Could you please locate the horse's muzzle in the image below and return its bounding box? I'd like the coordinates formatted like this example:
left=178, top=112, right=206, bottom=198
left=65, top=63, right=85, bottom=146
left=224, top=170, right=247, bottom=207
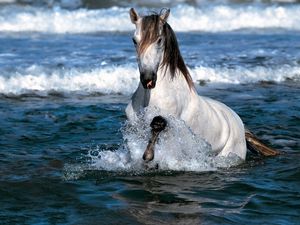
left=140, top=72, right=157, bottom=89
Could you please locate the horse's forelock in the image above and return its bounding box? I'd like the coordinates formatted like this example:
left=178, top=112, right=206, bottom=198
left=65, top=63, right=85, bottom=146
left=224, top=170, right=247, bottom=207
left=139, top=15, right=160, bottom=55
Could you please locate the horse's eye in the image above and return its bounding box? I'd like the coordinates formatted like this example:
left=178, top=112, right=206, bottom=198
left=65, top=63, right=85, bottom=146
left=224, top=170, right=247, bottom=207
left=132, top=38, right=137, bottom=46
left=157, top=37, right=162, bottom=45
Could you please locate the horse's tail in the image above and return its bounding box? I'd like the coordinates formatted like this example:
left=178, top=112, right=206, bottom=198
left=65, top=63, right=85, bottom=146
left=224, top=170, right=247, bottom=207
left=245, top=129, right=280, bottom=156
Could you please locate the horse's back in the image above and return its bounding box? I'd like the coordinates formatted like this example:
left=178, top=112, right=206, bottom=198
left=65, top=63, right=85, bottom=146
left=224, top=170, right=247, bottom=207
left=188, top=95, right=247, bottom=160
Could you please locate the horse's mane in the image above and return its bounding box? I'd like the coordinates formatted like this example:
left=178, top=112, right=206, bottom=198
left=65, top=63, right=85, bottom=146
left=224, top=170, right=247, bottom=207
left=140, top=13, right=194, bottom=89
left=162, top=22, right=194, bottom=89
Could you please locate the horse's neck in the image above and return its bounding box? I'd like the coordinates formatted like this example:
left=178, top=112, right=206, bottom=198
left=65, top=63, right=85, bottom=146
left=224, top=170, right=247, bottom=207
left=145, top=66, right=195, bottom=116
left=154, top=67, right=190, bottom=94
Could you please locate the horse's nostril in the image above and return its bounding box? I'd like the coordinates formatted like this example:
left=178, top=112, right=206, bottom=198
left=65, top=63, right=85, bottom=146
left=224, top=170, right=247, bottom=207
left=146, top=80, right=153, bottom=89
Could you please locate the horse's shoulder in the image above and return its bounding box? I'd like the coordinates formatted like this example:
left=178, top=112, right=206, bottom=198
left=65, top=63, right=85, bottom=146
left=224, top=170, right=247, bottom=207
left=200, top=96, right=231, bottom=113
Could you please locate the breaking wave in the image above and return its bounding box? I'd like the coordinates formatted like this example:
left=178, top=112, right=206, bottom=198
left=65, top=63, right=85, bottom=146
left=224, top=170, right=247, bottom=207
left=1, top=4, right=300, bottom=33
left=0, top=64, right=299, bottom=96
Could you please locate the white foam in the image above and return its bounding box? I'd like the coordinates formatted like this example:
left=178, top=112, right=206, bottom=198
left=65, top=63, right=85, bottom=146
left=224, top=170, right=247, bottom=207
left=191, top=65, right=300, bottom=84
left=0, top=64, right=139, bottom=95
left=1, top=4, right=300, bottom=33
left=0, top=0, right=16, bottom=3
left=87, top=108, right=242, bottom=173
left=0, top=64, right=299, bottom=95
left=170, top=4, right=300, bottom=32
left=0, top=6, right=132, bottom=33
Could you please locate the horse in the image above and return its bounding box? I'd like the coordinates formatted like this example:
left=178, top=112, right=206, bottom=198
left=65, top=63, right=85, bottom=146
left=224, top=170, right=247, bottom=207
left=126, top=8, right=279, bottom=163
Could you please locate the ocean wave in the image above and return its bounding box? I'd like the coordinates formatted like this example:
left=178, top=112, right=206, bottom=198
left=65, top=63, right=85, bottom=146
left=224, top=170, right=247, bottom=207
left=192, top=65, right=300, bottom=84
left=0, top=65, right=139, bottom=95
left=2, top=0, right=300, bottom=9
left=1, top=4, right=300, bottom=33
left=0, top=64, right=299, bottom=96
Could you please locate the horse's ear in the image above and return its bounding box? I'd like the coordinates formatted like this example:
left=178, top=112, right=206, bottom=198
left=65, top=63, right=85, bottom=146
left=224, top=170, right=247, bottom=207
left=160, top=8, right=170, bottom=23
left=129, top=8, right=139, bottom=24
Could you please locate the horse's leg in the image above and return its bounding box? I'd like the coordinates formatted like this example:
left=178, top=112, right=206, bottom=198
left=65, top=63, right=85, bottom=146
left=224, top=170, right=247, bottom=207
left=143, top=116, right=167, bottom=162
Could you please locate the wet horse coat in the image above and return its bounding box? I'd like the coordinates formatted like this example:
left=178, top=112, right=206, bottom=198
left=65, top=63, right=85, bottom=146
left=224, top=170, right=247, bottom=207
left=126, top=8, right=278, bottom=161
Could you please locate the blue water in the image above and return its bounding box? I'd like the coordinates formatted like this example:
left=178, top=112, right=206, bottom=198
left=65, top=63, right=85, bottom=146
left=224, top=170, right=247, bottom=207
left=0, top=1, right=300, bottom=224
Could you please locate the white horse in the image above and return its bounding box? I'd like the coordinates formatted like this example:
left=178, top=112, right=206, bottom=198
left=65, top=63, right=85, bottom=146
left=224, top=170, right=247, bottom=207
left=126, top=8, right=279, bottom=162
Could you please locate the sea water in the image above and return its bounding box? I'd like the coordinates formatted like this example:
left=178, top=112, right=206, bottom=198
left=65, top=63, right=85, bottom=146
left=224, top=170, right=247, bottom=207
left=0, top=0, right=299, bottom=224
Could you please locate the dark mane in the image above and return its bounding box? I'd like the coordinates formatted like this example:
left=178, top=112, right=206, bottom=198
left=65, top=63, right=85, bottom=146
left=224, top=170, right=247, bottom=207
left=140, top=14, right=194, bottom=89
left=161, top=22, right=194, bottom=89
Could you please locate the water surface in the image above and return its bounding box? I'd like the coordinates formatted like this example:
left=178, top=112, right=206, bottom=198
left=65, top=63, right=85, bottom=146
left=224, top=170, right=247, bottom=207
left=0, top=1, right=299, bottom=224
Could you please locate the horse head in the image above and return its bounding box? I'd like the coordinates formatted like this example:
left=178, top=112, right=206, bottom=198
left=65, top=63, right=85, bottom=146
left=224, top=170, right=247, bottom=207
left=129, top=8, right=170, bottom=89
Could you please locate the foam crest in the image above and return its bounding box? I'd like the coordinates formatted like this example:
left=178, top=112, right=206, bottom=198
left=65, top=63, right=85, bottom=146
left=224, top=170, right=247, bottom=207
left=0, top=64, right=139, bottom=95
left=0, top=6, right=131, bottom=33
left=170, top=4, right=300, bottom=32
left=87, top=108, right=242, bottom=173
left=1, top=4, right=300, bottom=33
left=192, top=65, right=300, bottom=83
left=0, top=64, right=299, bottom=95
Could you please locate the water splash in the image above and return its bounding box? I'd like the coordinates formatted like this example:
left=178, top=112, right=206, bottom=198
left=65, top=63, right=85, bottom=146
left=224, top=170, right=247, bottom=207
left=83, top=108, right=243, bottom=174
